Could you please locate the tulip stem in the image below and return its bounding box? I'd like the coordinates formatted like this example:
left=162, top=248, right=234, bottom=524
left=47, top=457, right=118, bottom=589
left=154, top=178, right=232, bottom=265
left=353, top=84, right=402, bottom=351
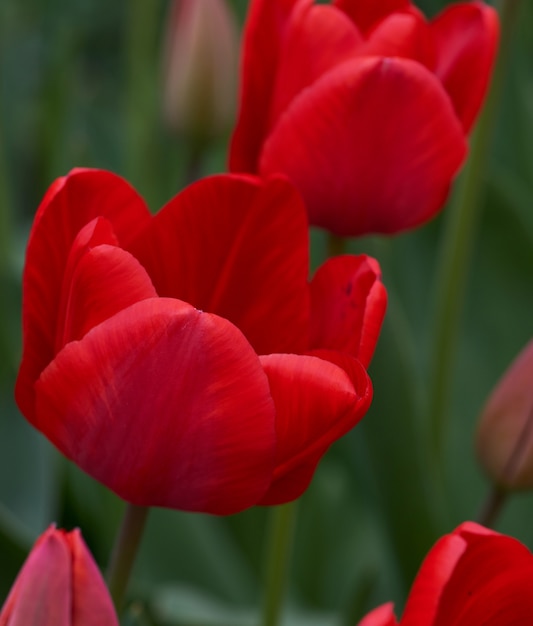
left=107, top=504, right=150, bottom=612
left=261, top=501, right=299, bottom=626
left=427, top=0, right=521, bottom=465
left=477, top=486, right=507, bottom=529
left=327, top=233, right=347, bottom=258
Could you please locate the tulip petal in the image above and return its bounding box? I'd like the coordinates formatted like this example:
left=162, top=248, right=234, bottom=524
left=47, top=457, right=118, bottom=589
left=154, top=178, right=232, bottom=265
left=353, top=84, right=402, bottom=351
left=361, top=10, right=435, bottom=69
left=58, top=242, right=158, bottom=349
left=0, top=527, right=71, bottom=625
left=270, top=3, right=363, bottom=124
left=229, top=0, right=310, bottom=171
left=16, top=169, right=151, bottom=422
left=334, top=0, right=412, bottom=34
left=430, top=2, right=499, bottom=133
left=34, top=298, right=276, bottom=514
left=133, top=174, right=310, bottom=355
left=67, top=529, right=119, bottom=625
left=309, top=255, right=387, bottom=367
left=260, top=56, right=467, bottom=236
left=258, top=352, right=371, bottom=504
left=357, top=603, right=398, bottom=626
left=402, top=522, right=533, bottom=626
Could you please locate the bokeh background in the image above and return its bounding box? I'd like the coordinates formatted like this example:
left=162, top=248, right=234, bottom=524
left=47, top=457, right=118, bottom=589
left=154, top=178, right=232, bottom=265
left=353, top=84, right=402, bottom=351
left=0, top=0, right=532, bottom=624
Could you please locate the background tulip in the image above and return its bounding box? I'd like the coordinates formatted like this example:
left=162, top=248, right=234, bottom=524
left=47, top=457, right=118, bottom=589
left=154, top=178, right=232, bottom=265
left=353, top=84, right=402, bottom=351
left=476, top=338, right=533, bottom=491
left=15, top=168, right=386, bottom=514
left=229, top=0, right=499, bottom=236
left=0, top=526, right=118, bottom=626
left=161, top=0, right=239, bottom=145
left=358, top=522, right=533, bottom=625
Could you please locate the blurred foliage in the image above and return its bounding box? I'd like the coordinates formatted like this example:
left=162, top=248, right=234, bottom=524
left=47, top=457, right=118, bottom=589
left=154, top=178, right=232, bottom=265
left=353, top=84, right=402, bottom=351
left=1, top=0, right=532, bottom=624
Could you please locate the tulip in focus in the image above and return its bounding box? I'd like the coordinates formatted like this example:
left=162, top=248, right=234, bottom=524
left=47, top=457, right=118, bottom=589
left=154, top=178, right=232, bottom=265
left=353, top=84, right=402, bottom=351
left=162, top=0, right=239, bottom=145
left=476, top=338, right=533, bottom=491
left=15, top=169, right=386, bottom=515
left=0, top=526, right=118, bottom=626
left=230, top=0, right=499, bottom=236
left=358, top=522, right=533, bottom=625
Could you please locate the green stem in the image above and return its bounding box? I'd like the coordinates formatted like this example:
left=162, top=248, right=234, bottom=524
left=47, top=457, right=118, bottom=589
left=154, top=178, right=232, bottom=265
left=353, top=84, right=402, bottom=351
left=261, top=502, right=299, bottom=626
left=477, top=485, right=507, bottom=528
left=123, top=0, right=159, bottom=198
left=107, top=504, right=150, bottom=612
left=427, top=0, right=521, bottom=464
left=326, top=233, right=347, bottom=258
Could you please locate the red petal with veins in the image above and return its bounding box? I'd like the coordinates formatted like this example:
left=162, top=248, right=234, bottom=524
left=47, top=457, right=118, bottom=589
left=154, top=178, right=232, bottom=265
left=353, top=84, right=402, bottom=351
left=34, top=299, right=276, bottom=514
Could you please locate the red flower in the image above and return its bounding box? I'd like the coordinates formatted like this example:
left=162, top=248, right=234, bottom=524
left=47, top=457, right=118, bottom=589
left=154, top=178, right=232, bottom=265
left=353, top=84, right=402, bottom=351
left=229, top=0, right=499, bottom=236
left=0, top=526, right=118, bottom=626
left=15, top=169, right=386, bottom=514
left=357, top=522, right=533, bottom=625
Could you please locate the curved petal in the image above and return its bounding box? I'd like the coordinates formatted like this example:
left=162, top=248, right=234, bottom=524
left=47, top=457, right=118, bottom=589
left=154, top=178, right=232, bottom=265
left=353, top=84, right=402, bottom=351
left=0, top=528, right=71, bottom=625
left=16, top=169, right=151, bottom=422
left=133, top=174, right=310, bottom=355
left=260, top=56, right=467, bottom=236
left=333, top=0, right=412, bottom=34
left=34, top=298, right=276, bottom=514
left=430, top=2, right=499, bottom=133
left=229, top=0, right=310, bottom=172
left=402, top=522, right=533, bottom=626
left=357, top=603, right=398, bottom=626
left=258, top=352, right=371, bottom=504
left=57, top=242, right=157, bottom=349
left=270, top=3, right=363, bottom=125
left=361, top=10, right=435, bottom=70
left=67, top=529, right=119, bottom=625
left=309, top=255, right=387, bottom=367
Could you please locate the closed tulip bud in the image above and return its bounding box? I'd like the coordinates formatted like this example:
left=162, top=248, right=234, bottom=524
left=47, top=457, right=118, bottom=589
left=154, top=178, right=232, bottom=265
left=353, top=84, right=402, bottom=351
left=0, top=526, right=118, bottom=625
left=162, top=0, right=239, bottom=146
left=476, top=339, right=533, bottom=490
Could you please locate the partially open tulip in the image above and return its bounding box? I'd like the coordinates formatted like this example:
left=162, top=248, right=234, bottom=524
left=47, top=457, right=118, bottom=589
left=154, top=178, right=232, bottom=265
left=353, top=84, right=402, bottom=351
left=476, top=339, right=533, bottom=491
left=358, top=522, right=533, bottom=625
left=229, top=0, right=499, bottom=236
left=15, top=169, right=386, bottom=514
left=0, top=526, right=118, bottom=626
left=162, top=0, right=239, bottom=144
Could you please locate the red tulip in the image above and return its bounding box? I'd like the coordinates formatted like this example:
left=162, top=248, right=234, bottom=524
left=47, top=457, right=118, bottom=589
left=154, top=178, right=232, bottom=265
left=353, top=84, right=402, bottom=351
left=0, top=526, right=118, bottom=626
left=229, top=0, right=499, bottom=236
left=357, top=522, right=533, bottom=625
left=15, top=169, right=386, bottom=514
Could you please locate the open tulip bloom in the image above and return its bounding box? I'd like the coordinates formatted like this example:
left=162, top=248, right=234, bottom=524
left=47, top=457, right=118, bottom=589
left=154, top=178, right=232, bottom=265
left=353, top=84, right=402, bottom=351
left=0, top=526, right=118, bottom=625
left=15, top=168, right=386, bottom=515
left=230, top=0, right=499, bottom=236
left=358, top=522, right=533, bottom=625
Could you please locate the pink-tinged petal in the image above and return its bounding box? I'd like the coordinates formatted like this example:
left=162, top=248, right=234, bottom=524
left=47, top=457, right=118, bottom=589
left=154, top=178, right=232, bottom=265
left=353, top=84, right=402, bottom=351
left=259, top=56, right=467, bottom=236
left=430, top=2, right=499, bottom=133
left=361, top=10, right=435, bottom=70
left=402, top=522, right=533, bottom=626
left=0, top=527, right=71, bottom=625
left=270, top=3, right=363, bottom=125
left=258, top=353, right=371, bottom=504
left=357, top=603, right=398, bottom=626
left=16, top=169, right=151, bottom=422
left=57, top=242, right=158, bottom=349
left=333, top=0, right=412, bottom=34
left=229, top=0, right=310, bottom=172
left=67, top=529, right=119, bottom=625
left=133, top=174, right=310, bottom=355
left=34, top=298, right=276, bottom=514
left=309, top=255, right=387, bottom=367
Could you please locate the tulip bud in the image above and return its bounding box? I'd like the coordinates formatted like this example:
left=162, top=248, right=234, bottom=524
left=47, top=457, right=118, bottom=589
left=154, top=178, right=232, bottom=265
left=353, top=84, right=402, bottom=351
left=476, top=339, right=533, bottom=490
left=161, top=0, right=239, bottom=146
left=0, top=525, right=118, bottom=625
